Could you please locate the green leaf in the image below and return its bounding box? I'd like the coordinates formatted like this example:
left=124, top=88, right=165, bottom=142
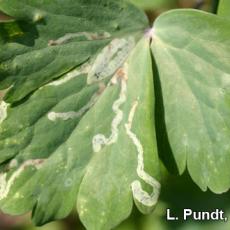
left=127, top=0, right=176, bottom=10
left=3, top=0, right=230, bottom=228
left=152, top=9, right=230, bottom=193
left=0, top=0, right=147, bottom=103
left=0, top=1, right=161, bottom=229
left=218, top=0, right=230, bottom=18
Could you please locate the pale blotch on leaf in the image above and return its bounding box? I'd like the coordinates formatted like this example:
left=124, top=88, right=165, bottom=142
left=0, top=101, right=9, bottom=124
left=125, top=101, right=161, bottom=208
left=87, top=37, right=135, bottom=84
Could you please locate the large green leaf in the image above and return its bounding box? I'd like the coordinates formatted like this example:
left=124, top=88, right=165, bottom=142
left=1, top=0, right=230, bottom=229
left=0, top=0, right=161, bottom=229
left=218, top=0, right=230, bottom=18
left=152, top=9, right=230, bottom=193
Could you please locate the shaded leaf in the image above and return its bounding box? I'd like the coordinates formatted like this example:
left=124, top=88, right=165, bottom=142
left=152, top=9, right=230, bottom=193
left=0, top=0, right=147, bottom=103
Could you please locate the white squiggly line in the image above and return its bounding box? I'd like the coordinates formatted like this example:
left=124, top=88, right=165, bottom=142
left=48, top=111, right=81, bottom=121
left=47, top=63, right=90, bottom=86
left=47, top=93, right=99, bottom=121
left=125, top=101, right=161, bottom=207
left=92, top=72, right=127, bottom=152
left=0, top=159, right=45, bottom=200
left=48, top=31, right=111, bottom=46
